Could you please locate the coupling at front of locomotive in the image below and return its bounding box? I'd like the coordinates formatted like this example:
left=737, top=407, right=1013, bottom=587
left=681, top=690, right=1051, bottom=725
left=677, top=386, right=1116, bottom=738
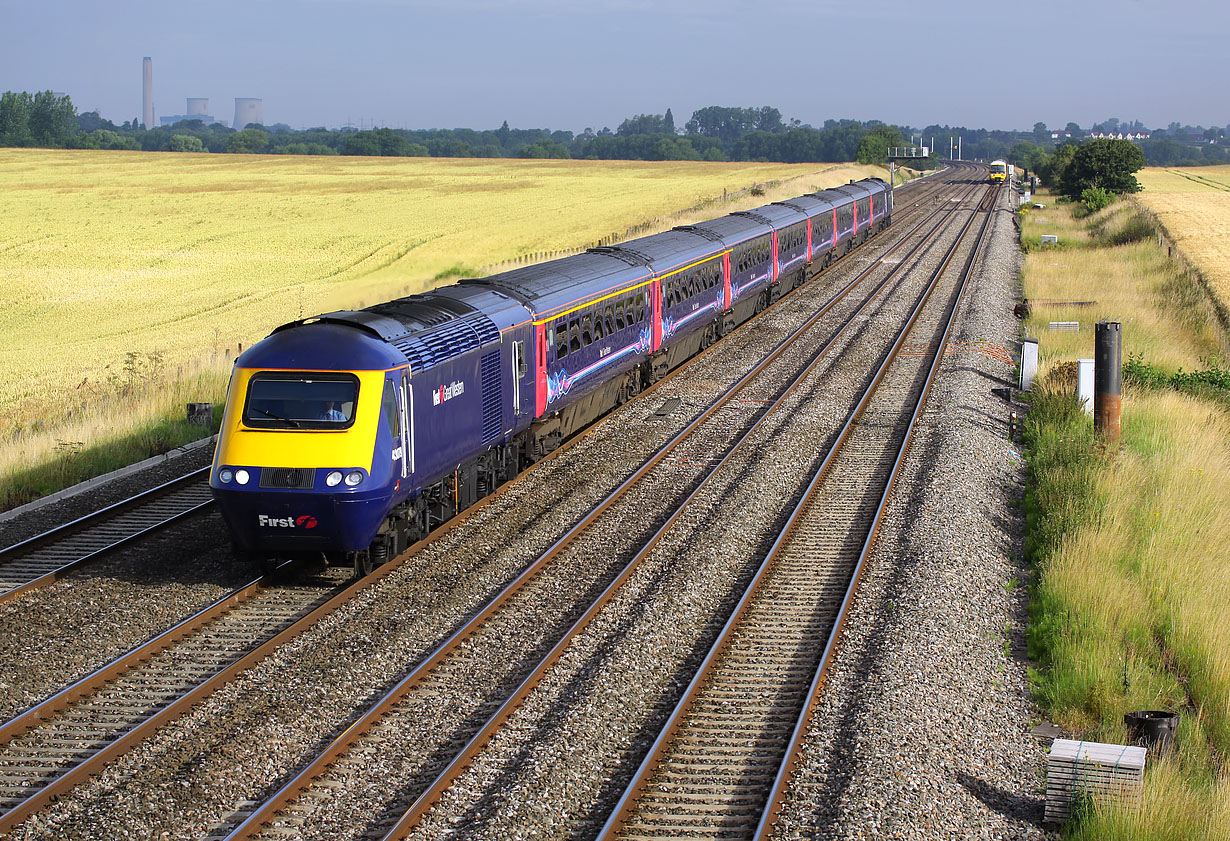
left=209, top=322, right=411, bottom=563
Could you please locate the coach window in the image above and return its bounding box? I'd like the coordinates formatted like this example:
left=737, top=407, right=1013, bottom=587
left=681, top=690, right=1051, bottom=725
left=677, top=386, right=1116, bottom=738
left=569, top=318, right=581, bottom=353
left=580, top=312, right=592, bottom=345
left=614, top=299, right=625, bottom=330
left=593, top=308, right=605, bottom=341
left=604, top=304, right=615, bottom=335
left=636, top=292, right=646, bottom=322
left=555, top=319, right=568, bottom=359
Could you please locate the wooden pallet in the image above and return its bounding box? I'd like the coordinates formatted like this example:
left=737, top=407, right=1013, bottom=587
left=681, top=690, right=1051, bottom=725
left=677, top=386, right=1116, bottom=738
left=1045, top=738, right=1146, bottom=823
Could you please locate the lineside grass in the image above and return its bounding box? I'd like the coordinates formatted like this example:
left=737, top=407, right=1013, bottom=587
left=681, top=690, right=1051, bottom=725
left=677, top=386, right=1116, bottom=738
left=1020, top=190, right=1230, bottom=838
left=0, top=150, right=890, bottom=510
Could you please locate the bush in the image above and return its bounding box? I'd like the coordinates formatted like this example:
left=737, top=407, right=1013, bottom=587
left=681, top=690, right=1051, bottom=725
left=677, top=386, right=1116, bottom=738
left=166, top=134, right=205, bottom=153
left=1081, top=186, right=1114, bottom=213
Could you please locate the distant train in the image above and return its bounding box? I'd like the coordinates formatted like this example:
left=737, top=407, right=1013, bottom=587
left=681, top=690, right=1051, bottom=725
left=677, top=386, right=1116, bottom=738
left=210, top=178, right=894, bottom=574
left=989, top=160, right=1009, bottom=184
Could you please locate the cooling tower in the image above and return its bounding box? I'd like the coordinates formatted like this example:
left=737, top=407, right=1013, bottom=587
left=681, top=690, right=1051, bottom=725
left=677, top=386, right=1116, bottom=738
left=187, top=98, right=209, bottom=116
left=142, top=57, right=153, bottom=129
left=233, top=98, right=263, bottom=130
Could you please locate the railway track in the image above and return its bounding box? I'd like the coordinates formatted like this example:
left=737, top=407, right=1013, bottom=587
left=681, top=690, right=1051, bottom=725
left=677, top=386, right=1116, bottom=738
left=599, top=185, right=1000, bottom=841
left=0, top=165, right=981, bottom=840
left=0, top=567, right=353, bottom=828
left=213, top=175, right=988, bottom=841
left=0, top=467, right=214, bottom=605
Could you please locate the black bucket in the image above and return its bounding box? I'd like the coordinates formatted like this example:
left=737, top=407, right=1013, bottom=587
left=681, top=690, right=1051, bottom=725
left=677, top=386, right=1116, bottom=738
left=1124, top=710, right=1179, bottom=751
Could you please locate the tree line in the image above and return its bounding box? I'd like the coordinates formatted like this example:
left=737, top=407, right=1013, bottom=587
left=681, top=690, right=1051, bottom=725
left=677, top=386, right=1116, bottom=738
left=4, top=91, right=1223, bottom=172
left=1, top=92, right=940, bottom=166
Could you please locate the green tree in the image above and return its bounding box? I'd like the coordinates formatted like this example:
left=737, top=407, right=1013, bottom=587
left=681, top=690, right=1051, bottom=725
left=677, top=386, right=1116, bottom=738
left=28, top=91, right=77, bottom=146
left=1059, top=138, right=1146, bottom=200
left=228, top=128, right=269, bottom=153
left=663, top=108, right=675, bottom=135
left=856, top=123, right=904, bottom=164
left=81, top=129, right=139, bottom=150
left=517, top=138, right=571, bottom=158
left=166, top=134, right=205, bottom=152
left=1034, top=143, right=1076, bottom=188
left=0, top=91, right=33, bottom=146
left=617, top=113, right=672, bottom=135
left=1080, top=186, right=1115, bottom=213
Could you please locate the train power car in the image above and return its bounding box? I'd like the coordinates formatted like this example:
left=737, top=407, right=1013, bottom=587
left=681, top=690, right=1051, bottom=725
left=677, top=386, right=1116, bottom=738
left=989, top=160, right=1009, bottom=184
left=210, top=178, right=893, bottom=574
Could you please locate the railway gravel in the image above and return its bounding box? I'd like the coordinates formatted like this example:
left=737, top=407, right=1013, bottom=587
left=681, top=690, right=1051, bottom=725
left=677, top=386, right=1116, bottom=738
left=0, top=512, right=248, bottom=723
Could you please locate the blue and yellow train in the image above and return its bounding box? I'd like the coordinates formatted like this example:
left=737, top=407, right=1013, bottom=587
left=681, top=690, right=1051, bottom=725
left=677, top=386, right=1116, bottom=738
left=210, top=178, right=893, bottom=574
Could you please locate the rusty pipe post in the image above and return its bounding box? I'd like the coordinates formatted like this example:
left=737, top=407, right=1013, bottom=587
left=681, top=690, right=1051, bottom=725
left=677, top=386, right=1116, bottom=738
left=1095, top=320, right=1122, bottom=443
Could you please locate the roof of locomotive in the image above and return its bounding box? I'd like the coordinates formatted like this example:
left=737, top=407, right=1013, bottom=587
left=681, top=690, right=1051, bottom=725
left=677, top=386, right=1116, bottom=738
left=263, top=286, right=522, bottom=374
left=237, top=321, right=407, bottom=371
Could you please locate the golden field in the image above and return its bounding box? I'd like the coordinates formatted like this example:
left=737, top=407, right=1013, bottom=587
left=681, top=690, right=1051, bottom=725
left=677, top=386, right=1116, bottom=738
left=0, top=149, right=888, bottom=502
left=1137, top=165, right=1230, bottom=317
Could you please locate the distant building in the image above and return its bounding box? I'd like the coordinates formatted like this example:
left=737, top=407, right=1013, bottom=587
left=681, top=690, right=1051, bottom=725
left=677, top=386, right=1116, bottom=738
left=159, top=98, right=223, bottom=128
left=1087, top=132, right=1151, bottom=141
left=160, top=114, right=223, bottom=127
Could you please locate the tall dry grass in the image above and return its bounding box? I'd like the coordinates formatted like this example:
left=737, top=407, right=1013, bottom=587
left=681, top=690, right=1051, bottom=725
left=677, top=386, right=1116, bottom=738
left=1022, top=188, right=1230, bottom=839
left=1020, top=198, right=1225, bottom=374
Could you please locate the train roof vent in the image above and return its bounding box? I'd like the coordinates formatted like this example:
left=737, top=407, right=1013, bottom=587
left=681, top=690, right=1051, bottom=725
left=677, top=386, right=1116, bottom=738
left=586, top=245, right=654, bottom=267
left=673, top=225, right=725, bottom=242
left=391, top=312, right=501, bottom=371
left=368, top=295, right=473, bottom=328
left=732, top=210, right=773, bottom=225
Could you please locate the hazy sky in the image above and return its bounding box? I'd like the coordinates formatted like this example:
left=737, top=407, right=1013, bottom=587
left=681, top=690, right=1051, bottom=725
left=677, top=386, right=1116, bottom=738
left=2, top=0, right=1226, bottom=132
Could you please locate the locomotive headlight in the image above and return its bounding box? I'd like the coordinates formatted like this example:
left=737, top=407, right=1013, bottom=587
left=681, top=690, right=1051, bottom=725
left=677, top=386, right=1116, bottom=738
left=344, top=470, right=364, bottom=487
left=326, top=470, right=343, bottom=487
left=218, top=468, right=234, bottom=484
left=235, top=469, right=251, bottom=485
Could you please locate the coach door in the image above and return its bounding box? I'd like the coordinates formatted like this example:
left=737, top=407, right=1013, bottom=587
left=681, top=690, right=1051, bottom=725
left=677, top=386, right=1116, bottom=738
left=400, top=372, right=413, bottom=478
left=511, top=339, right=527, bottom=417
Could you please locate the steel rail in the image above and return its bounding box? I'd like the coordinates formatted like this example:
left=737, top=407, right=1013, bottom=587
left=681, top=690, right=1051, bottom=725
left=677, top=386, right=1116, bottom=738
left=0, top=466, right=214, bottom=605
left=752, top=184, right=1002, bottom=840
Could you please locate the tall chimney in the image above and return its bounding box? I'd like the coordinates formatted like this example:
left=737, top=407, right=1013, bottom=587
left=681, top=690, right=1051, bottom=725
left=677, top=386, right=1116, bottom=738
left=142, top=57, right=153, bottom=129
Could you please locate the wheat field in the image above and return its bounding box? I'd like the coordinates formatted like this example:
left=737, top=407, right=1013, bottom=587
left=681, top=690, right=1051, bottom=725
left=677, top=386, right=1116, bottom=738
left=0, top=151, right=883, bottom=425
left=1137, top=166, right=1230, bottom=316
